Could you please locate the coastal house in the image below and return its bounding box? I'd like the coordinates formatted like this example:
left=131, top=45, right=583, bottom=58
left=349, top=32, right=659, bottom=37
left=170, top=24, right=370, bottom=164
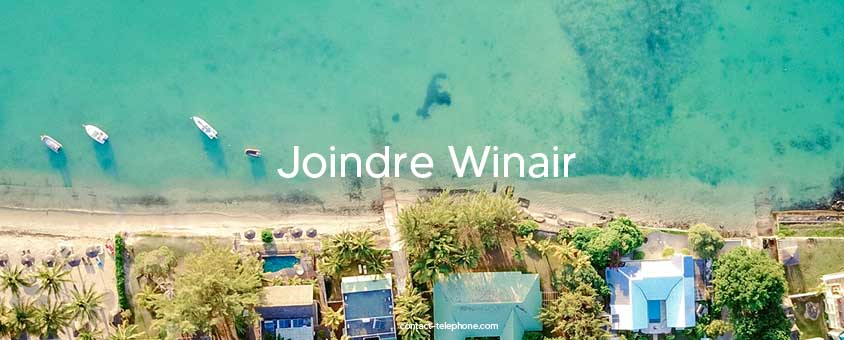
left=606, top=255, right=696, bottom=334
left=822, top=272, right=844, bottom=331
left=256, top=285, right=317, bottom=340
left=433, top=271, right=542, bottom=340
left=341, top=274, right=397, bottom=340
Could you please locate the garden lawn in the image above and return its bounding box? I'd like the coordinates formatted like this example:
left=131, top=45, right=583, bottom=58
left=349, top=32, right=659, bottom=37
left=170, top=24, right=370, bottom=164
left=785, top=238, right=844, bottom=294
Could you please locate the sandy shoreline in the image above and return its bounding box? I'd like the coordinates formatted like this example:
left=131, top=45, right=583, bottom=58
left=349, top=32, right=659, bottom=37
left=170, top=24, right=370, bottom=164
left=0, top=206, right=383, bottom=240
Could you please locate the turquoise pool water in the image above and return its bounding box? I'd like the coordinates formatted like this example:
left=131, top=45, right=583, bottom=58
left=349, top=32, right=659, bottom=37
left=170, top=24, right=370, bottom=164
left=262, top=255, right=299, bottom=273
left=0, top=1, right=843, bottom=220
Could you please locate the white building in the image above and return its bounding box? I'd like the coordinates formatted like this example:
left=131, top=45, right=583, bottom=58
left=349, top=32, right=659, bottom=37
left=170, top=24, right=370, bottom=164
left=822, top=272, right=844, bottom=330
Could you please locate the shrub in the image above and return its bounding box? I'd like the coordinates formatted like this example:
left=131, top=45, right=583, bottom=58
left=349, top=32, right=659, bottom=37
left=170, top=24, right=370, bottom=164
left=516, top=220, right=539, bottom=237
left=114, top=233, right=130, bottom=311
left=688, top=223, right=725, bottom=259
left=662, top=246, right=675, bottom=258
left=261, top=229, right=274, bottom=243
left=631, top=250, right=646, bottom=260
left=681, top=248, right=691, bottom=255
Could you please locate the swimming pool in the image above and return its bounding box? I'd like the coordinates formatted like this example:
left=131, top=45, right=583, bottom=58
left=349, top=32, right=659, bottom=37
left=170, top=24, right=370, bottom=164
left=262, top=255, right=300, bottom=273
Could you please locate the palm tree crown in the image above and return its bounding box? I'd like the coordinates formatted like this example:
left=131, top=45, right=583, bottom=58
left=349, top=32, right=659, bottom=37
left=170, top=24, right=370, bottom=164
left=34, top=265, right=71, bottom=299
left=0, top=266, right=33, bottom=298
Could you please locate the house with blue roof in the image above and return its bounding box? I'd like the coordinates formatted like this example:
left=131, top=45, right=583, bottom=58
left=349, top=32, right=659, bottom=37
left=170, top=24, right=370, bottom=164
left=341, top=274, right=397, bottom=340
left=606, top=255, right=697, bottom=334
left=433, top=272, right=542, bottom=340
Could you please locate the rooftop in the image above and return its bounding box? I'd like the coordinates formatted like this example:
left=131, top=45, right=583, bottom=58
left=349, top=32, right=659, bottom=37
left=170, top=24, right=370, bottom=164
left=433, top=272, right=542, bottom=340
left=341, top=274, right=396, bottom=340
left=259, top=285, right=314, bottom=307
left=607, top=255, right=696, bottom=332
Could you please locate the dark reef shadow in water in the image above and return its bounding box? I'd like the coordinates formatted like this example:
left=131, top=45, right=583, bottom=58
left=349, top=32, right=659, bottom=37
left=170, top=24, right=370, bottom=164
left=200, top=132, right=228, bottom=174
left=416, top=73, right=451, bottom=118
left=249, top=157, right=267, bottom=181
left=93, top=141, right=118, bottom=179
left=47, top=150, right=72, bottom=187
left=552, top=1, right=713, bottom=178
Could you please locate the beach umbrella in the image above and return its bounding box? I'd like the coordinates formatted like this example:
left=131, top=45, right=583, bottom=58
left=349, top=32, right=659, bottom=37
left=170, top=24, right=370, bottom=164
left=306, top=228, right=317, bottom=238
left=59, top=245, right=72, bottom=258
left=0, top=253, right=8, bottom=267
left=43, top=254, right=56, bottom=267
left=273, top=228, right=285, bottom=239
left=244, top=230, right=256, bottom=240
left=67, top=255, right=81, bottom=267
left=86, top=246, right=100, bottom=258
left=290, top=228, right=303, bottom=238
left=21, top=254, right=34, bottom=267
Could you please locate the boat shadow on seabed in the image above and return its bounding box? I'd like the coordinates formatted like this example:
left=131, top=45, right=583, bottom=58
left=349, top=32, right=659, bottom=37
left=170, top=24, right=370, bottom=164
left=93, top=141, right=118, bottom=179
left=47, top=149, right=72, bottom=187
left=200, top=131, right=228, bottom=174
left=249, top=156, right=266, bottom=181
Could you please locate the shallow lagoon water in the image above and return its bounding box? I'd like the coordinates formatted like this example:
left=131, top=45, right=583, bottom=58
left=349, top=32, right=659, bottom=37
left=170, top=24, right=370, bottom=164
left=0, top=1, right=843, bottom=220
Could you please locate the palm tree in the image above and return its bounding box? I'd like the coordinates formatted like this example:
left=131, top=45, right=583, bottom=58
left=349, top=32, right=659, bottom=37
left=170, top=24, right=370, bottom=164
left=76, top=326, right=103, bottom=340
left=393, top=285, right=431, bottom=340
left=109, top=323, right=143, bottom=340
left=34, top=265, right=71, bottom=299
left=349, top=231, right=376, bottom=258
left=320, top=304, right=344, bottom=333
left=0, top=266, right=33, bottom=298
left=0, top=300, right=12, bottom=339
left=69, top=284, right=104, bottom=328
left=34, top=299, right=73, bottom=339
left=7, top=299, right=37, bottom=339
left=452, top=244, right=479, bottom=269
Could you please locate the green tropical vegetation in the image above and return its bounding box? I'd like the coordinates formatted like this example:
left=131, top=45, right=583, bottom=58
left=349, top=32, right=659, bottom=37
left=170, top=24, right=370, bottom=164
left=539, top=284, right=609, bottom=340
left=687, top=223, right=725, bottom=259
left=398, top=191, right=521, bottom=286
left=134, top=245, right=176, bottom=282
left=261, top=228, right=274, bottom=244
left=320, top=304, right=344, bottom=338
left=0, top=261, right=109, bottom=340
left=114, top=233, right=131, bottom=311
left=139, top=241, right=264, bottom=339
left=393, top=285, right=432, bottom=340
left=570, top=217, right=645, bottom=268
left=712, top=246, right=790, bottom=340
left=0, top=266, right=33, bottom=298
left=319, top=230, right=392, bottom=278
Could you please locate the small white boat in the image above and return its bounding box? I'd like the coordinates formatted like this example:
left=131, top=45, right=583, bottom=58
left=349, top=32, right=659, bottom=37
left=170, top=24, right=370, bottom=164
left=191, top=116, right=218, bottom=139
left=40, top=135, right=63, bottom=153
left=83, top=124, right=109, bottom=144
left=245, top=148, right=262, bottom=158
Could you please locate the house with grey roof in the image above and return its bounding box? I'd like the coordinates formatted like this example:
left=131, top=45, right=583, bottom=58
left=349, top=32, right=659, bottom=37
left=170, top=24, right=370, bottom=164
left=606, top=255, right=697, bottom=334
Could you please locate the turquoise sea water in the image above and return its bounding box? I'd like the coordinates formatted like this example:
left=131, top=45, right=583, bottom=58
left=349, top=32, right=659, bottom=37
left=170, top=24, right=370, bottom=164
left=1, top=1, right=843, bottom=214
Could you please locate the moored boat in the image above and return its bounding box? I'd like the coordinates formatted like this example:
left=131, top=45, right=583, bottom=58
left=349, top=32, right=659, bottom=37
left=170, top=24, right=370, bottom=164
left=83, top=124, right=109, bottom=144
left=40, top=135, right=63, bottom=153
left=245, top=148, right=262, bottom=158
left=191, top=116, right=218, bottom=139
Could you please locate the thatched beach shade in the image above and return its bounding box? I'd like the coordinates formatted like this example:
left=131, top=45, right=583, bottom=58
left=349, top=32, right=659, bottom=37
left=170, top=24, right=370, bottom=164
left=86, top=246, right=100, bottom=258
left=43, top=254, right=56, bottom=267
left=290, top=228, right=303, bottom=239
left=273, top=228, right=285, bottom=239
left=21, top=254, right=34, bottom=267
left=0, top=253, right=8, bottom=267
left=306, top=228, right=317, bottom=238
left=244, top=230, right=256, bottom=240
left=67, top=255, right=82, bottom=268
